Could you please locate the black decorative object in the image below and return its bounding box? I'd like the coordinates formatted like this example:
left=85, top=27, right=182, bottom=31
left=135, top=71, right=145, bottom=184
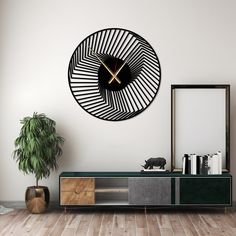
left=142, top=157, right=166, bottom=170
left=68, top=28, right=161, bottom=121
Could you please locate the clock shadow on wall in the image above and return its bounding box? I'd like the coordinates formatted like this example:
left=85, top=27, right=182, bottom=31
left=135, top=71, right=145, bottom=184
left=68, top=28, right=161, bottom=121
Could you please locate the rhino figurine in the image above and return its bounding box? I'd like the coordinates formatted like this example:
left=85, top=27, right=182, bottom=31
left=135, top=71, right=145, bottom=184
left=142, top=157, right=166, bottom=169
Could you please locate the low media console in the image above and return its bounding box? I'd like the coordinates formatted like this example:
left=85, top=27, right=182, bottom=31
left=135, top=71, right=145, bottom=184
left=59, top=172, right=232, bottom=208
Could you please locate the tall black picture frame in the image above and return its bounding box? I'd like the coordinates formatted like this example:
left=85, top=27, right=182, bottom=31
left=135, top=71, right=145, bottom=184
left=171, top=84, right=230, bottom=172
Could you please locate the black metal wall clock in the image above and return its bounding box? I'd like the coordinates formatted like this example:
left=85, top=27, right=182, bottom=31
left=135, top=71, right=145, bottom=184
left=68, top=28, right=161, bottom=121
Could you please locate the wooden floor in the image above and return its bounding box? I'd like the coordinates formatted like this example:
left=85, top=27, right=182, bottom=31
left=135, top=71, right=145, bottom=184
left=1, top=208, right=236, bottom=236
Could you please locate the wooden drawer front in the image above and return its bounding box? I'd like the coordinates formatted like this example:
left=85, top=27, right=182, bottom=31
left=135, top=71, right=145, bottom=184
left=60, top=177, right=95, bottom=205
left=61, top=178, right=94, bottom=192
left=61, top=191, right=94, bottom=205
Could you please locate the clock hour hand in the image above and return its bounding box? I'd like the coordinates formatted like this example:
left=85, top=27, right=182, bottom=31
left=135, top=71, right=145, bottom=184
left=89, top=48, right=121, bottom=84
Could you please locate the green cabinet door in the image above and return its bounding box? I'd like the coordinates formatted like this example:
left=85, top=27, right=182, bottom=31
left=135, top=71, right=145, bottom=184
left=180, top=177, right=231, bottom=205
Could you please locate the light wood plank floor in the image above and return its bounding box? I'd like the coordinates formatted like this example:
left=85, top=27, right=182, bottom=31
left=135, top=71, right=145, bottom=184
left=1, top=208, right=236, bottom=236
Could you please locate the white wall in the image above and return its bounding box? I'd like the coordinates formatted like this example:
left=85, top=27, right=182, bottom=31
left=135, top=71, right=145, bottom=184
left=0, top=0, right=236, bottom=201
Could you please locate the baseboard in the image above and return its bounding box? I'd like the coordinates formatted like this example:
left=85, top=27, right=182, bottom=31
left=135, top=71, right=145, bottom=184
left=1, top=201, right=236, bottom=209
left=0, top=201, right=25, bottom=209
left=0, top=201, right=59, bottom=209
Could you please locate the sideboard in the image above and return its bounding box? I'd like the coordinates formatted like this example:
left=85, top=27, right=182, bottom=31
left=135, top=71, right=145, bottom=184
left=59, top=172, right=232, bottom=209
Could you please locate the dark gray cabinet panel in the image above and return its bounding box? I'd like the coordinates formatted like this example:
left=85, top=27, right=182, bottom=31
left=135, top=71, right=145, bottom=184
left=128, top=177, right=171, bottom=205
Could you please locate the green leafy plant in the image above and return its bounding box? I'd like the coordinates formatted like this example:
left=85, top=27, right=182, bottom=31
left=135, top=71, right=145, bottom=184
left=13, top=112, right=65, bottom=186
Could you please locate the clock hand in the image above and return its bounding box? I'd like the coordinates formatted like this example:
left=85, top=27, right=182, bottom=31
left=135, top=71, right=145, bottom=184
left=89, top=48, right=121, bottom=84
left=108, top=60, right=127, bottom=84
left=108, top=53, right=132, bottom=84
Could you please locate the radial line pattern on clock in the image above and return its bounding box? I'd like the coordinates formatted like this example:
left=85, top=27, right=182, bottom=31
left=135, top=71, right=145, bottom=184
left=68, top=28, right=161, bottom=121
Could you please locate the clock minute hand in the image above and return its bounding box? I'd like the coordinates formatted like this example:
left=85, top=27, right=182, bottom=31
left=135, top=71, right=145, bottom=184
left=89, top=48, right=121, bottom=84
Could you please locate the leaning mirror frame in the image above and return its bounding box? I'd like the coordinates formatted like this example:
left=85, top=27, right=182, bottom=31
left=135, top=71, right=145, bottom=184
left=171, top=84, right=230, bottom=173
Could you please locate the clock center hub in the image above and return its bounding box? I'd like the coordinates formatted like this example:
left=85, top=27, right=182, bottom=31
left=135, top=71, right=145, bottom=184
left=98, top=57, right=132, bottom=91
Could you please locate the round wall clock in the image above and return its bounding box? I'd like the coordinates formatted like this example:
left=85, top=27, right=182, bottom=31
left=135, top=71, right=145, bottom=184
left=68, top=28, right=161, bottom=121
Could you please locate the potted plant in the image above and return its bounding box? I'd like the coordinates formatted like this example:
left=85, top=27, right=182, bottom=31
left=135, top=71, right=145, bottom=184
left=13, top=112, right=64, bottom=213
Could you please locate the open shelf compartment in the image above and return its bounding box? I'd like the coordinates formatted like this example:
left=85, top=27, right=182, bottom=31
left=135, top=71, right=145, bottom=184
left=95, top=177, right=129, bottom=205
